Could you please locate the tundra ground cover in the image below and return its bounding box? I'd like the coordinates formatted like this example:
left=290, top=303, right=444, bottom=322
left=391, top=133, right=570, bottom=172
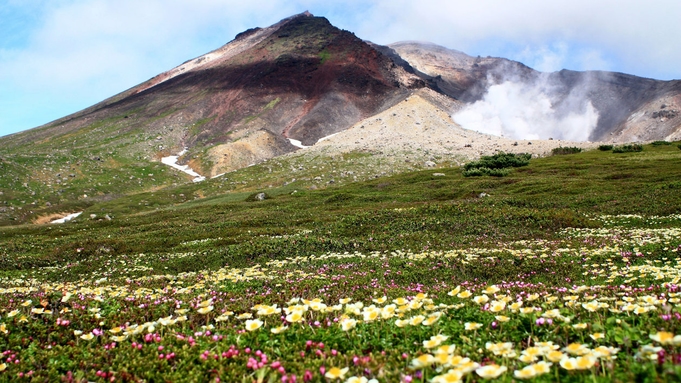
left=1, top=143, right=681, bottom=381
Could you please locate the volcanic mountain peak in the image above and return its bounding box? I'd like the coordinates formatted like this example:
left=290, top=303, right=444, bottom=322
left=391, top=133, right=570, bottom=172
left=133, top=12, right=317, bottom=95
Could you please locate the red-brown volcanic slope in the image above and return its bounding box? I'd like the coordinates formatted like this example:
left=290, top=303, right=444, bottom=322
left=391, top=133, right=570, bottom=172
left=7, top=13, right=424, bottom=173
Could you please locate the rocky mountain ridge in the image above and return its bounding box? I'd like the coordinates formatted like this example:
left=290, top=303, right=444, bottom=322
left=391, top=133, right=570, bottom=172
left=1, top=12, right=680, bottom=225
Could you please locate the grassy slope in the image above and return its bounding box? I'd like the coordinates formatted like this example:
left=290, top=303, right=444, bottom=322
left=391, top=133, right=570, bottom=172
left=1, top=142, right=680, bottom=280
left=1, top=143, right=681, bottom=381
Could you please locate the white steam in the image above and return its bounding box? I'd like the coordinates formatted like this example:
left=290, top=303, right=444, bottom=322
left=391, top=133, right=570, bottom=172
left=452, top=80, right=599, bottom=141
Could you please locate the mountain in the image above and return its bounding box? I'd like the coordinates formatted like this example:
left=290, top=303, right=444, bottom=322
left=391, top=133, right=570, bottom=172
left=1, top=13, right=680, bottom=226
left=390, top=42, right=681, bottom=142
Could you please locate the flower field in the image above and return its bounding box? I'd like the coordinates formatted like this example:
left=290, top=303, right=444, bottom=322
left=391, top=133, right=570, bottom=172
left=2, top=144, right=681, bottom=381
left=1, top=212, right=681, bottom=382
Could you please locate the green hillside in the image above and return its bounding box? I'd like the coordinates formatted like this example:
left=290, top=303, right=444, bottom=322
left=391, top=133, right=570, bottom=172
left=1, top=143, right=681, bottom=381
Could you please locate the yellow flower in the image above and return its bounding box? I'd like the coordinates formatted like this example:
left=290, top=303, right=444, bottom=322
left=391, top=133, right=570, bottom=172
left=244, top=319, right=263, bottom=331
left=341, top=318, right=357, bottom=331
left=582, top=301, right=600, bottom=312
left=572, top=323, right=588, bottom=330
left=546, top=351, right=565, bottom=363
left=473, top=295, right=489, bottom=305
left=237, top=312, right=252, bottom=319
left=394, top=319, right=409, bottom=328
left=489, top=301, right=506, bottom=312
left=475, top=364, right=507, bottom=379
left=563, top=343, right=590, bottom=356
left=464, top=322, right=482, bottom=330
left=111, top=335, right=128, bottom=342
left=560, top=356, right=596, bottom=370
left=362, top=307, right=380, bottom=322
left=392, top=297, right=408, bottom=305
left=409, top=315, right=425, bottom=326
left=109, top=327, right=123, bottom=334
left=423, top=312, right=442, bottom=326
left=197, top=299, right=213, bottom=308
left=457, top=360, right=481, bottom=374
left=197, top=306, right=214, bottom=314
left=518, top=354, right=538, bottom=363
left=434, top=344, right=456, bottom=355
left=589, top=333, right=605, bottom=341
left=271, top=325, right=288, bottom=334
left=345, top=377, right=368, bottom=383
left=483, top=285, right=500, bottom=295
left=650, top=331, right=677, bottom=345
left=431, top=370, right=464, bottom=383
left=447, top=286, right=461, bottom=296
left=519, top=307, right=536, bottom=315
left=324, top=366, right=349, bottom=380
left=80, top=333, right=95, bottom=341
left=411, top=354, right=435, bottom=368
left=495, top=315, right=510, bottom=322
left=286, top=311, right=304, bottom=323
left=0, top=323, right=6, bottom=334
left=257, top=305, right=281, bottom=316
left=526, top=293, right=540, bottom=301
left=21, top=300, right=32, bottom=307
left=372, top=296, right=387, bottom=304
left=7, top=310, right=19, bottom=318
left=531, top=361, right=552, bottom=375
left=339, top=298, right=352, bottom=304
left=509, top=302, right=523, bottom=311
left=423, top=338, right=442, bottom=349
left=174, top=308, right=188, bottom=315
left=514, top=365, right=537, bottom=379
left=457, top=291, right=472, bottom=299
left=0, top=363, right=5, bottom=371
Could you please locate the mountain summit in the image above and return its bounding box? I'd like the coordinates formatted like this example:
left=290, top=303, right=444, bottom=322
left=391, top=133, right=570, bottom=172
left=1, top=13, right=681, bottom=225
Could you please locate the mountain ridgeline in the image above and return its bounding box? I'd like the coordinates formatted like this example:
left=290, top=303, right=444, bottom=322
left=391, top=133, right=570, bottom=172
left=0, top=12, right=680, bottom=225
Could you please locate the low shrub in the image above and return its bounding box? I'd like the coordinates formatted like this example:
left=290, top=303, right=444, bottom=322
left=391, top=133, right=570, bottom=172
left=598, top=145, right=613, bottom=151
left=551, top=146, right=582, bottom=155
left=651, top=140, right=671, bottom=146
left=678, top=144, right=681, bottom=150
left=464, top=153, right=531, bottom=171
left=613, top=144, right=643, bottom=153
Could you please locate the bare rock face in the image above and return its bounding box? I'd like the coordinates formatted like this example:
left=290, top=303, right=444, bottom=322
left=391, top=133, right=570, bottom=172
left=5, top=13, right=424, bottom=176
left=390, top=42, right=681, bottom=143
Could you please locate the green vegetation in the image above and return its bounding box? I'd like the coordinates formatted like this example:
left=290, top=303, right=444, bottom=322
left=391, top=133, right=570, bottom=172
left=651, top=140, right=671, bottom=146
left=551, top=146, right=582, bottom=155
left=612, top=144, right=643, bottom=153
left=319, top=49, right=331, bottom=64
left=597, top=144, right=613, bottom=151
left=0, top=142, right=681, bottom=381
left=463, top=152, right=531, bottom=177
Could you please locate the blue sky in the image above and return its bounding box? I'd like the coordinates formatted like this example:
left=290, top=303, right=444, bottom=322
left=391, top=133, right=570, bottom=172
left=1, top=0, right=680, bottom=137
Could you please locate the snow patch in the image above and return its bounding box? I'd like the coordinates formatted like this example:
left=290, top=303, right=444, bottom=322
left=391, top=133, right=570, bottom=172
left=288, top=138, right=310, bottom=149
left=161, top=149, right=206, bottom=182
left=51, top=212, right=82, bottom=224
left=316, top=132, right=340, bottom=143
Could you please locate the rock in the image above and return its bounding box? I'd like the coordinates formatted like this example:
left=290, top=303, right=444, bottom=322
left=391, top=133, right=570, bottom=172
left=254, top=192, right=267, bottom=201
left=424, top=160, right=436, bottom=167
left=478, top=192, right=490, bottom=198
left=309, top=185, right=318, bottom=190
left=105, top=214, right=112, bottom=221
left=433, top=173, right=445, bottom=176
left=90, top=214, right=97, bottom=219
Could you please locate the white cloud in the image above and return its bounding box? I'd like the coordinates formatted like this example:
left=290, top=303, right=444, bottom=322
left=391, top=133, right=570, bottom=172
left=452, top=80, right=599, bottom=141
left=354, top=0, right=681, bottom=80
